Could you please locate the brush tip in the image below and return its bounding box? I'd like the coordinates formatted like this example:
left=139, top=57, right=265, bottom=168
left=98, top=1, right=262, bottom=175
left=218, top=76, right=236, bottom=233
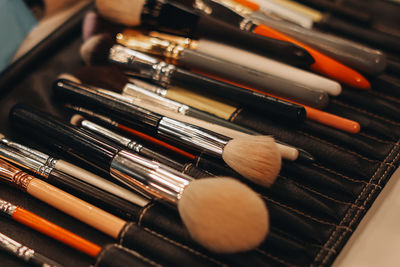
left=70, top=114, right=85, bottom=126
left=222, top=136, right=281, bottom=187
left=96, top=0, right=145, bottom=26
left=178, top=177, right=269, bottom=253
left=57, top=73, right=81, bottom=83
left=80, top=34, right=114, bottom=65
left=0, top=133, right=4, bottom=140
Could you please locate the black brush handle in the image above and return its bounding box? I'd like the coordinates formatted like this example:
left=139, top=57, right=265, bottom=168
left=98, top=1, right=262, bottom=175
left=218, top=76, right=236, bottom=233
left=53, top=79, right=163, bottom=131
left=318, top=15, right=400, bottom=53
left=171, top=68, right=306, bottom=123
left=142, top=0, right=314, bottom=66
left=30, top=252, right=63, bottom=267
left=10, top=104, right=118, bottom=171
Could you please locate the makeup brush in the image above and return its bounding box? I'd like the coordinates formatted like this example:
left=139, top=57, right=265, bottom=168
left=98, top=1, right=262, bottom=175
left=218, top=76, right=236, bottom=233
left=0, top=199, right=160, bottom=267
left=0, top=134, right=149, bottom=207
left=53, top=77, right=283, bottom=184
left=193, top=0, right=370, bottom=89
left=95, top=0, right=314, bottom=67
left=81, top=35, right=312, bottom=116
left=0, top=232, right=62, bottom=267
left=67, top=69, right=312, bottom=162
left=11, top=104, right=270, bottom=253
left=115, top=30, right=339, bottom=98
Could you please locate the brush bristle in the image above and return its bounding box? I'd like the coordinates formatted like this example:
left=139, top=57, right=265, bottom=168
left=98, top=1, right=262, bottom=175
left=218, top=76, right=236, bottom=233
left=0, top=133, right=5, bottom=140
left=222, top=136, right=281, bottom=187
left=178, top=177, right=269, bottom=253
left=58, top=73, right=81, bottom=83
left=80, top=34, right=114, bottom=65
left=70, top=114, right=85, bottom=126
left=96, top=0, right=145, bottom=26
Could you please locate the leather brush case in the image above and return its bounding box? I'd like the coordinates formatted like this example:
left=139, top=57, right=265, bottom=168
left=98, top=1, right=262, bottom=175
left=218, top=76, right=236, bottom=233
left=1, top=2, right=400, bottom=267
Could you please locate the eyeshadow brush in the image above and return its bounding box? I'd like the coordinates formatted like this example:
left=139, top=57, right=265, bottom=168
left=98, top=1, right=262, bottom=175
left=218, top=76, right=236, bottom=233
left=68, top=69, right=313, bottom=162
left=95, top=0, right=314, bottom=67
left=0, top=232, right=62, bottom=267
left=53, top=78, right=282, bottom=185
left=11, top=104, right=270, bottom=253
left=81, top=35, right=311, bottom=117
left=0, top=198, right=160, bottom=267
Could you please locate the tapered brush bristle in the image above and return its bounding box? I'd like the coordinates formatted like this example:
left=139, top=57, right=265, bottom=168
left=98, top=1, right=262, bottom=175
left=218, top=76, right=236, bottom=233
left=58, top=73, right=81, bottom=83
left=70, top=114, right=86, bottom=127
left=80, top=34, right=114, bottom=65
left=222, top=136, right=281, bottom=187
left=96, top=0, right=145, bottom=26
left=178, top=177, right=269, bottom=253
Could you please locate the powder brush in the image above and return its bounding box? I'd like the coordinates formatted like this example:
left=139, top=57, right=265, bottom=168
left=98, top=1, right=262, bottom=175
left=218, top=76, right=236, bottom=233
left=0, top=198, right=160, bottom=267
left=0, top=232, right=62, bottom=267
left=53, top=77, right=283, bottom=185
left=95, top=0, right=314, bottom=66
left=10, top=104, right=270, bottom=253
left=190, top=0, right=370, bottom=89
left=81, top=34, right=309, bottom=118
left=115, top=30, right=338, bottom=99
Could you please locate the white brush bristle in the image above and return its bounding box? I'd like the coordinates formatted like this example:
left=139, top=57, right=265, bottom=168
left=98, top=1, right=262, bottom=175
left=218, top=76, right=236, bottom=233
left=222, top=136, right=281, bottom=187
left=96, top=0, right=145, bottom=26
left=178, top=177, right=269, bottom=253
left=58, top=73, right=81, bottom=83
left=70, top=114, right=85, bottom=126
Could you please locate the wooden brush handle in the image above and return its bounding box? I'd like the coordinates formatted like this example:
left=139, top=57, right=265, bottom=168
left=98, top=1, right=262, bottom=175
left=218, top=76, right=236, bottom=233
left=27, top=179, right=126, bottom=239
left=13, top=207, right=101, bottom=257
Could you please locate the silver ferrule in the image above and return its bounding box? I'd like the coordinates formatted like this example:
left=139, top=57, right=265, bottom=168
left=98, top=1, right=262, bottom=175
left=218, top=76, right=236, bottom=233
left=158, top=117, right=230, bottom=157
left=0, top=144, right=54, bottom=177
left=80, top=120, right=143, bottom=153
left=0, top=138, right=49, bottom=165
left=123, top=83, right=189, bottom=114
left=128, top=78, right=168, bottom=96
left=110, top=150, right=193, bottom=204
left=0, top=233, right=35, bottom=261
left=194, top=0, right=213, bottom=14
left=0, top=199, right=17, bottom=217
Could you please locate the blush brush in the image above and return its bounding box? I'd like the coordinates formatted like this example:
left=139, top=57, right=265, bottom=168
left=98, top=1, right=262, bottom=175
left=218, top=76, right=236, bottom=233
left=10, top=104, right=270, bottom=253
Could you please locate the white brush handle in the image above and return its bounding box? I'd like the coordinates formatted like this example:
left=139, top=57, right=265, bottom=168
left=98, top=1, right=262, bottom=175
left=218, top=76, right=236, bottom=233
left=196, top=39, right=341, bottom=96
left=55, top=160, right=149, bottom=207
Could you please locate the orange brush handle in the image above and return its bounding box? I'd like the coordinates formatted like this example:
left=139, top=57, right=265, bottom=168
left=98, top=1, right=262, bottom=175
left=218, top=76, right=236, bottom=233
left=13, top=207, right=102, bottom=258
left=203, top=73, right=360, bottom=134
left=117, top=123, right=197, bottom=160
left=253, top=25, right=370, bottom=89
left=232, top=0, right=259, bottom=11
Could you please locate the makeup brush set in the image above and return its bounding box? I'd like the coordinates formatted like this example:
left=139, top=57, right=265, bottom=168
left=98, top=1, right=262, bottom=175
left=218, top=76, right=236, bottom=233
left=0, top=0, right=400, bottom=266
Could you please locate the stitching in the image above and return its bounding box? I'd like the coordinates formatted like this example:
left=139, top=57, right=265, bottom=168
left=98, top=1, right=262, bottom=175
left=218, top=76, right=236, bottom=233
left=332, top=100, right=400, bottom=126
left=138, top=202, right=156, bottom=226
left=255, top=248, right=299, bottom=267
left=358, top=132, right=397, bottom=144
left=182, top=163, right=193, bottom=174
left=316, top=140, right=400, bottom=264
left=369, top=91, right=400, bottom=104
left=299, top=131, right=380, bottom=164
left=143, top=227, right=226, bottom=266
left=115, top=244, right=162, bottom=267
left=194, top=156, right=201, bottom=168
left=94, top=243, right=111, bottom=267
left=311, top=163, right=369, bottom=185
left=228, top=108, right=242, bottom=122
left=118, top=222, right=134, bottom=245
left=261, top=195, right=350, bottom=229
left=278, top=175, right=362, bottom=207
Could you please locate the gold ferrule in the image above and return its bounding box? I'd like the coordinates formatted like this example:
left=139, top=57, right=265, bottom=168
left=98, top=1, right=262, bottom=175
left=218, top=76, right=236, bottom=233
left=116, top=29, right=185, bottom=62
left=148, top=31, right=199, bottom=50
left=0, top=159, right=33, bottom=191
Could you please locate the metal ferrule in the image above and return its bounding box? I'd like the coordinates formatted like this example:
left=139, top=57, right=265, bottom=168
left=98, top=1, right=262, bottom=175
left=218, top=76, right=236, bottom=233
left=116, top=29, right=185, bottom=62
left=0, top=144, right=53, bottom=177
left=158, top=117, right=230, bottom=157
left=128, top=78, right=168, bottom=96
left=80, top=120, right=143, bottom=153
left=194, top=0, right=213, bottom=15
left=123, top=83, right=189, bottom=114
left=110, top=150, right=193, bottom=204
left=148, top=31, right=199, bottom=50
left=210, top=0, right=258, bottom=30
left=0, top=138, right=49, bottom=164
left=0, top=233, right=34, bottom=261
left=109, top=45, right=175, bottom=87
left=0, top=158, right=34, bottom=191
left=0, top=199, right=17, bottom=217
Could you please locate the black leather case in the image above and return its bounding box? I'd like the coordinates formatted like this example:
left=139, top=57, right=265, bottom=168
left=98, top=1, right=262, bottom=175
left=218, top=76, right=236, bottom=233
left=0, top=1, right=400, bottom=267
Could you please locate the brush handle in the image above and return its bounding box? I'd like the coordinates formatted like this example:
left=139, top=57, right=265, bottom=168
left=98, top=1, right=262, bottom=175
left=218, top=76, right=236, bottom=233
left=179, top=48, right=328, bottom=109
left=318, top=14, right=400, bottom=53
left=142, top=0, right=314, bottom=66
left=10, top=104, right=118, bottom=170
left=171, top=68, right=306, bottom=121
